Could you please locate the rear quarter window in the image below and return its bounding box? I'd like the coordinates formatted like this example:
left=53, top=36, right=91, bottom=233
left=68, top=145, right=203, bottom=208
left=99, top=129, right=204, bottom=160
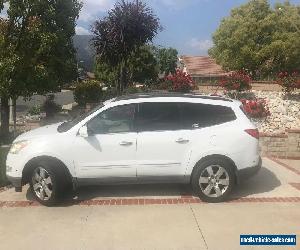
left=180, top=103, right=236, bottom=129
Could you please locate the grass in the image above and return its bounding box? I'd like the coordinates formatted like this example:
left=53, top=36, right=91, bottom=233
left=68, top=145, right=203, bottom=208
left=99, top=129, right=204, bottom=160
left=0, top=146, right=9, bottom=187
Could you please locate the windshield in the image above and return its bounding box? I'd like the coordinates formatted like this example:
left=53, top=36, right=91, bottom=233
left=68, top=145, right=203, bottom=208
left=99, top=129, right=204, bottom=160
left=57, top=104, right=104, bottom=133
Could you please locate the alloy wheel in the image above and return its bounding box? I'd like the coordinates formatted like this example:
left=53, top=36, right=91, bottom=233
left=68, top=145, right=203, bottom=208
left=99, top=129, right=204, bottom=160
left=32, top=167, right=53, bottom=201
left=199, top=165, right=230, bottom=198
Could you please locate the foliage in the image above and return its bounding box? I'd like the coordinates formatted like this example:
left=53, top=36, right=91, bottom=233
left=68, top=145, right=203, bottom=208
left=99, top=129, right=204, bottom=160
left=209, top=0, right=300, bottom=78
left=155, top=47, right=178, bottom=76
left=95, top=45, right=159, bottom=86
left=219, top=71, right=252, bottom=92
left=92, top=0, right=161, bottom=92
left=41, top=94, right=61, bottom=118
left=160, top=70, right=195, bottom=93
left=94, top=59, right=118, bottom=86
left=74, top=80, right=104, bottom=106
left=128, top=45, right=159, bottom=84
left=240, top=98, right=271, bottom=118
left=277, top=71, right=300, bottom=93
left=27, top=105, right=41, bottom=116
left=0, top=0, right=82, bottom=136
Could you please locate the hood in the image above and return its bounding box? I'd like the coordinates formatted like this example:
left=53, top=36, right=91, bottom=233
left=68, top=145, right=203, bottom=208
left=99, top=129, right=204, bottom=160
left=16, top=123, right=62, bottom=141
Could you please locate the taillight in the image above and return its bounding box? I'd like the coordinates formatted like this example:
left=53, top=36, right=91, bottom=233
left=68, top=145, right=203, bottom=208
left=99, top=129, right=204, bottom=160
left=245, top=129, right=259, bottom=139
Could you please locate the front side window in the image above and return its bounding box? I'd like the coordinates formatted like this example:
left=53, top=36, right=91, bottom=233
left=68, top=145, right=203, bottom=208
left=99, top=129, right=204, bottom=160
left=180, top=103, right=236, bottom=129
left=87, top=104, right=136, bottom=134
left=136, top=102, right=181, bottom=132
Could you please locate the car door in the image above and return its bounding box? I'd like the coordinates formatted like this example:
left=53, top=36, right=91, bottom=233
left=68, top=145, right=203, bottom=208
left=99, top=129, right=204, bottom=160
left=74, top=104, right=137, bottom=181
left=136, top=102, right=192, bottom=181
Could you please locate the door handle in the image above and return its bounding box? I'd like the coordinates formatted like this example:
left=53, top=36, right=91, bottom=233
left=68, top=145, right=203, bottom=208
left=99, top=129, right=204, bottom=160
left=119, top=141, right=133, bottom=146
left=175, top=138, right=189, bottom=144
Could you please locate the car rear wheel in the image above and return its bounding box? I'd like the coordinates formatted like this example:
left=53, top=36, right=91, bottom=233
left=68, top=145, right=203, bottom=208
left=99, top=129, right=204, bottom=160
left=191, top=158, right=235, bottom=203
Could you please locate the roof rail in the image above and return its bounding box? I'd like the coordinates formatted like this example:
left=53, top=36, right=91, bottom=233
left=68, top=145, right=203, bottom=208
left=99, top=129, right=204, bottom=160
left=113, top=92, right=233, bottom=102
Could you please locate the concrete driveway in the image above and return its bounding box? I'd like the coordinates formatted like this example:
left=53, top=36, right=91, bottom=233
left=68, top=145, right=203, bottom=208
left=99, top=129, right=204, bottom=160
left=0, top=157, right=299, bottom=250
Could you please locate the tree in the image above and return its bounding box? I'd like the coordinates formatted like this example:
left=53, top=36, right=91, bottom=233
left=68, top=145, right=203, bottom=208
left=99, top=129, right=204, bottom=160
left=155, top=47, right=178, bottom=76
left=127, top=45, right=158, bottom=84
left=0, top=0, right=81, bottom=139
left=209, top=0, right=300, bottom=78
left=95, top=45, right=159, bottom=86
left=94, top=59, right=118, bottom=87
left=92, top=0, right=161, bottom=93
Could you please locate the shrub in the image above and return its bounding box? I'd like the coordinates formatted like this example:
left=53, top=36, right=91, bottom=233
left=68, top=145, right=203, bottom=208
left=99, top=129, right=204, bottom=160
left=277, top=71, right=300, bottom=93
left=159, top=69, right=195, bottom=93
left=219, top=71, right=252, bottom=92
left=74, top=80, right=104, bottom=106
left=41, top=94, right=61, bottom=118
left=240, top=98, right=270, bottom=118
left=27, top=105, right=41, bottom=116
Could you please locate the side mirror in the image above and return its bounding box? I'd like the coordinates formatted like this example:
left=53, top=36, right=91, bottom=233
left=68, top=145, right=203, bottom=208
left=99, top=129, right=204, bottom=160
left=78, top=125, right=89, bottom=138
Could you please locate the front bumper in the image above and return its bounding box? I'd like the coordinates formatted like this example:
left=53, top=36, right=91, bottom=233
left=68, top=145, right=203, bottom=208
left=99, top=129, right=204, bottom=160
left=6, top=175, right=22, bottom=192
left=236, top=157, right=262, bottom=183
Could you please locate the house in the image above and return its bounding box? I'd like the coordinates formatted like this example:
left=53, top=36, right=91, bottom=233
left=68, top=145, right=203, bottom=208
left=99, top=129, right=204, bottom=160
left=179, top=56, right=228, bottom=84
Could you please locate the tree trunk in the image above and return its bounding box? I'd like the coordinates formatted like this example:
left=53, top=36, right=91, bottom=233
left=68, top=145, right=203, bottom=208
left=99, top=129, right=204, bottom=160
left=13, top=98, right=17, bottom=132
left=119, top=64, right=125, bottom=94
left=0, top=97, right=10, bottom=141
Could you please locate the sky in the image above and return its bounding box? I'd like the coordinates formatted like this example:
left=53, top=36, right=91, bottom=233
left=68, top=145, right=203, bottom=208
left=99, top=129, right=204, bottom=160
left=1, top=0, right=299, bottom=55
left=76, top=0, right=300, bottom=55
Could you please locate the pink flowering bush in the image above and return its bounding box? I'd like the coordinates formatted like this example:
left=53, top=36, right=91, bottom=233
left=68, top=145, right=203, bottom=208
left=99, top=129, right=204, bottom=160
left=219, top=71, right=252, bottom=92
left=277, top=71, right=300, bottom=93
left=240, top=98, right=270, bottom=118
left=160, top=69, right=196, bottom=93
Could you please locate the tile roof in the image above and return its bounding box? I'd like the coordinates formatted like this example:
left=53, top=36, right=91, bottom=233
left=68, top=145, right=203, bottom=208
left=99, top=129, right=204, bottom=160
left=180, top=56, right=227, bottom=77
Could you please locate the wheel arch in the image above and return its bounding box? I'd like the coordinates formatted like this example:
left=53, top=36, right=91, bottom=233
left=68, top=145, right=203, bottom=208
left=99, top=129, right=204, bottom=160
left=22, top=155, right=74, bottom=186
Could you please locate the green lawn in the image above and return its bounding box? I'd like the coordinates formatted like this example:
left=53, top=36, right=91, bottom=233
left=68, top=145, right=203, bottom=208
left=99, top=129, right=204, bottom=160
left=0, top=147, right=9, bottom=187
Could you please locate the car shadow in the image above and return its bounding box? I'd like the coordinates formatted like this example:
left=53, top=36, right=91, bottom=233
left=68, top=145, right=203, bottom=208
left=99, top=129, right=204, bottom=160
left=230, top=167, right=281, bottom=199
left=25, top=167, right=281, bottom=207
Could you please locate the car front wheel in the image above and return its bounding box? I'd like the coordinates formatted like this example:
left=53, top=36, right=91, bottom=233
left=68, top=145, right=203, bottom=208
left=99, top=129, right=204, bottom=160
left=30, top=164, right=60, bottom=206
left=191, top=158, right=235, bottom=203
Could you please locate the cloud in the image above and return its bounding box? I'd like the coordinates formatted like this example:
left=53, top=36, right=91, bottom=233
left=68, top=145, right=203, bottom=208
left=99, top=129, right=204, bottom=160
left=0, top=2, right=9, bottom=18
left=79, top=0, right=114, bottom=22
left=188, top=38, right=213, bottom=53
left=76, top=26, right=90, bottom=35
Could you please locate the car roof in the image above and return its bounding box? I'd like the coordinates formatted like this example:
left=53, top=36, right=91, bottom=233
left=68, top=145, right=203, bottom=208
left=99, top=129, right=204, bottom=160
left=113, top=92, right=233, bottom=103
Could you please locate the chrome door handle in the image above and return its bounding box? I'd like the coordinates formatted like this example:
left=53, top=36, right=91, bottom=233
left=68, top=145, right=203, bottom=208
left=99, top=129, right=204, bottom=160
left=119, top=141, right=133, bottom=146
left=175, top=138, right=189, bottom=144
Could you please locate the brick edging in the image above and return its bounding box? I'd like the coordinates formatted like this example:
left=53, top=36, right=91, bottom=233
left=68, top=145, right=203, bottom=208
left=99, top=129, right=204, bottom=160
left=267, top=157, right=300, bottom=176
left=1, top=197, right=300, bottom=208
left=259, top=133, right=288, bottom=138
left=266, top=155, right=300, bottom=160
left=290, top=183, right=300, bottom=191
left=286, top=129, right=300, bottom=133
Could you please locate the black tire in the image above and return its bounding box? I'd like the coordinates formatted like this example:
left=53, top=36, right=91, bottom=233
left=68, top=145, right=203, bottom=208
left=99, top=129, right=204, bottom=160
left=29, top=160, right=68, bottom=206
left=191, top=157, right=235, bottom=203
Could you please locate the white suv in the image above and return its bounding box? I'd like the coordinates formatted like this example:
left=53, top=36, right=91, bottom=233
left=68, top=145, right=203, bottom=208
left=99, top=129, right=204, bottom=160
left=6, top=93, right=261, bottom=205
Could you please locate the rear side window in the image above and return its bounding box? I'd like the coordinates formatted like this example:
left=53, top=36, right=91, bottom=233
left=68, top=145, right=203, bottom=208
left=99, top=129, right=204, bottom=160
left=137, top=102, right=181, bottom=132
left=180, top=103, right=236, bottom=129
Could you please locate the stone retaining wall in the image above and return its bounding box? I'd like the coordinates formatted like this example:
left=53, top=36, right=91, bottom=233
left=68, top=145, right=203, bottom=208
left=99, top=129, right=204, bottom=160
left=198, top=82, right=281, bottom=93
left=259, top=129, right=300, bottom=159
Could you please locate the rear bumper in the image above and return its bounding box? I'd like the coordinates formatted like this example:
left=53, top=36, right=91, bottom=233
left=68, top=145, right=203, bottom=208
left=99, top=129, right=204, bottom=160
left=6, top=175, right=22, bottom=192
left=236, top=157, right=262, bottom=183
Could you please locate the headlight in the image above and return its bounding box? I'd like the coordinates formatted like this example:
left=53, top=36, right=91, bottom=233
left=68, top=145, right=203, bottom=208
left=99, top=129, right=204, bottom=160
left=9, top=140, right=29, bottom=154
